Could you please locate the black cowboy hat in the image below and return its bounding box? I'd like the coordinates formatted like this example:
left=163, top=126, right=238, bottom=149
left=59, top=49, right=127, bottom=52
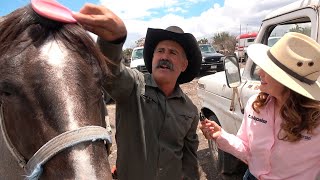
left=143, top=26, right=202, bottom=84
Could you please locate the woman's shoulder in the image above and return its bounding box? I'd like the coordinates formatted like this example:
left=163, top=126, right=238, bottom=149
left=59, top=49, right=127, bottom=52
left=246, top=94, right=275, bottom=114
left=247, top=94, right=275, bottom=105
left=246, top=94, right=260, bottom=108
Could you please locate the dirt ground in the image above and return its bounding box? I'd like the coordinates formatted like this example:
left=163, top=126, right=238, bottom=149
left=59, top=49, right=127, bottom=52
left=105, top=72, right=238, bottom=180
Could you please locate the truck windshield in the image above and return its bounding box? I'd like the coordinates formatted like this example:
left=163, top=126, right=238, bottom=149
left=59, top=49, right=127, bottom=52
left=131, top=48, right=144, bottom=60
left=199, top=45, right=216, bottom=53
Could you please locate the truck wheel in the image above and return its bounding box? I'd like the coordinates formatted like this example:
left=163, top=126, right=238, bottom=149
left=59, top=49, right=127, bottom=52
left=208, top=115, right=247, bottom=179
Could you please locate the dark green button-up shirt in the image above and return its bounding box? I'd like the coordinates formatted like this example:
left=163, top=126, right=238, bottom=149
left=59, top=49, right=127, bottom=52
left=99, top=39, right=199, bottom=180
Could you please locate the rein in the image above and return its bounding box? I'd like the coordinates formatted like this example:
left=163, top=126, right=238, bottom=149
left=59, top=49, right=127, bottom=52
left=0, top=106, right=111, bottom=179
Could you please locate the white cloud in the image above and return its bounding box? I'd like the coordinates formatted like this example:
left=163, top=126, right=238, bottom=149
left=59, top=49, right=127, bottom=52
left=99, top=0, right=297, bottom=48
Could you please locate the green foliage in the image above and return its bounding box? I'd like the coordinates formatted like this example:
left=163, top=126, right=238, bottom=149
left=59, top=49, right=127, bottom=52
left=122, top=48, right=133, bottom=66
left=289, top=25, right=311, bottom=36
left=211, top=32, right=237, bottom=55
left=123, top=48, right=133, bottom=59
left=198, top=38, right=209, bottom=44
left=135, top=37, right=145, bottom=47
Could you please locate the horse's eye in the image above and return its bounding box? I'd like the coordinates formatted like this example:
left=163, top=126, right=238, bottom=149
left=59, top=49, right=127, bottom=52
left=0, top=82, right=17, bottom=97
left=2, top=92, right=11, bottom=96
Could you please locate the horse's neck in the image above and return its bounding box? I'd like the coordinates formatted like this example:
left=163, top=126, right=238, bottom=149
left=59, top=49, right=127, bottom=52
left=0, top=132, right=26, bottom=179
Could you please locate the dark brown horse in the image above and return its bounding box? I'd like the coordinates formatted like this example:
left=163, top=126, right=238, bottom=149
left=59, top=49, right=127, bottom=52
left=0, top=4, right=112, bottom=180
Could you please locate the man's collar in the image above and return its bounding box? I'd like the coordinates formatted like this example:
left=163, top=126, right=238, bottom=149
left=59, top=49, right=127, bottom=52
left=145, top=73, right=158, bottom=88
left=145, top=74, right=187, bottom=101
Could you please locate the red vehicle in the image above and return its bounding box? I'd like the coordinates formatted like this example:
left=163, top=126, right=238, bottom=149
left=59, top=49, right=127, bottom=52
left=234, top=32, right=257, bottom=62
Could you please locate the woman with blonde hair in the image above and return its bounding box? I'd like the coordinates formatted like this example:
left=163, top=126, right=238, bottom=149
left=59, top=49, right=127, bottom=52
left=200, top=32, right=320, bottom=180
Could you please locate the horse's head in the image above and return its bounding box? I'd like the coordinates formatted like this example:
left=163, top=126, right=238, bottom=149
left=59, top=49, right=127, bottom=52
left=0, top=5, right=112, bottom=179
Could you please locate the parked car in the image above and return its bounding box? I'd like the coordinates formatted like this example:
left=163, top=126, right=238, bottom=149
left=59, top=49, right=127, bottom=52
left=197, top=0, right=315, bottom=178
left=199, top=44, right=224, bottom=72
left=130, top=47, right=148, bottom=73
left=267, top=36, right=281, bottom=47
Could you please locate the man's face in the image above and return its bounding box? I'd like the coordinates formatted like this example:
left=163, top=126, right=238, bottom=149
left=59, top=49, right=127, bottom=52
left=151, top=40, right=188, bottom=85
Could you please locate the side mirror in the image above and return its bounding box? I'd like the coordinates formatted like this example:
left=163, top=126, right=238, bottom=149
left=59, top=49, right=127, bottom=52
left=223, top=56, right=241, bottom=88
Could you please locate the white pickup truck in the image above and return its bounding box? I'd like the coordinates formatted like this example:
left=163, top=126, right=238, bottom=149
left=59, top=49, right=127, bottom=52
left=130, top=47, right=148, bottom=73
left=197, top=0, right=318, bottom=178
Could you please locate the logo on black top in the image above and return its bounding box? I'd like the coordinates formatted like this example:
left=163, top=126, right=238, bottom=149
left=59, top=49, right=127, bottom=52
left=248, top=114, right=267, bottom=124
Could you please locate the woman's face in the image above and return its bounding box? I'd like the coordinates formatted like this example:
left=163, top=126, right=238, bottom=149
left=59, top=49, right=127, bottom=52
left=258, top=68, right=288, bottom=99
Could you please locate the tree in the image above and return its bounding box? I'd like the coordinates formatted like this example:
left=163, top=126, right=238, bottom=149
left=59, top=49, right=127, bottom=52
left=123, top=48, right=133, bottom=59
left=122, top=48, right=133, bottom=66
left=198, top=38, right=209, bottom=44
left=289, top=24, right=311, bottom=36
left=135, top=37, right=145, bottom=47
left=211, top=32, right=237, bottom=55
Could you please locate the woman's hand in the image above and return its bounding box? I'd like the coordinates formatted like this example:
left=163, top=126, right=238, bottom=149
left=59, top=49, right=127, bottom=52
left=72, top=3, right=127, bottom=42
left=199, top=119, right=222, bottom=140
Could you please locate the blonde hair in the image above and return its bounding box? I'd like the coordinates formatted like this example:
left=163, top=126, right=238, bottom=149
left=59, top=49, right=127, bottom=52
left=252, top=89, right=320, bottom=142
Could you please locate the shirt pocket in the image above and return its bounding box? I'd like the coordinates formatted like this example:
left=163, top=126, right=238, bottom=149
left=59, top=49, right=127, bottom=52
left=175, top=113, right=194, bottom=137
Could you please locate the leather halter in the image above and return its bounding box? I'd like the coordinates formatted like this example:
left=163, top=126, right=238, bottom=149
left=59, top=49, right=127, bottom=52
left=0, top=106, right=111, bottom=179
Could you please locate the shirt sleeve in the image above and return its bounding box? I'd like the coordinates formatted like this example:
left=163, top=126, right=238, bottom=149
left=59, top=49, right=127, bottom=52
left=215, top=97, right=256, bottom=164
left=97, top=37, right=125, bottom=76
left=182, top=113, right=200, bottom=179
left=97, top=38, right=143, bottom=103
left=216, top=127, right=250, bottom=164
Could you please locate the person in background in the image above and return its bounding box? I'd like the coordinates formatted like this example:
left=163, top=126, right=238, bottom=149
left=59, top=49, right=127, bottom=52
left=73, top=4, right=202, bottom=180
left=200, top=32, right=320, bottom=180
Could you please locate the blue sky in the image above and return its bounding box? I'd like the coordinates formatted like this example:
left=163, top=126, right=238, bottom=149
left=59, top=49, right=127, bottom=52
left=0, top=0, right=100, bottom=16
left=1, top=0, right=296, bottom=48
left=0, top=0, right=224, bottom=18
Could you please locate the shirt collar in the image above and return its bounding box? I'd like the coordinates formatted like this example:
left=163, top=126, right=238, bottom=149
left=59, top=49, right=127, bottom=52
left=145, top=74, right=187, bottom=102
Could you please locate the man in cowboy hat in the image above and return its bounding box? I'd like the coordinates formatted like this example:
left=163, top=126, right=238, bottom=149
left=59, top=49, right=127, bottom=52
left=200, top=32, right=320, bottom=179
left=73, top=4, right=201, bottom=180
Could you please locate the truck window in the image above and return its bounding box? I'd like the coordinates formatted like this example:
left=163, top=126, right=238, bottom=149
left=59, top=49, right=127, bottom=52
left=267, top=21, right=311, bottom=47
left=251, top=21, right=311, bottom=81
left=247, top=38, right=255, bottom=43
left=199, top=44, right=217, bottom=53
left=131, top=48, right=144, bottom=60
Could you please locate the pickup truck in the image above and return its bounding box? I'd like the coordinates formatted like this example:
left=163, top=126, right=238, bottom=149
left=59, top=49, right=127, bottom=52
left=197, top=0, right=317, bottom=178
left=130, top=46, right=148, bottom=73
left=199, top=44, right=225, bottom=72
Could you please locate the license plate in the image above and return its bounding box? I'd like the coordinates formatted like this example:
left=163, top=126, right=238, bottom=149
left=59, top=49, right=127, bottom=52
left=211, top=65, right=217, bottom=69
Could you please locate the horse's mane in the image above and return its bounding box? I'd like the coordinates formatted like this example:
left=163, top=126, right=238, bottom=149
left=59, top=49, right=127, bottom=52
left=0, top=4, right=111, bottom=80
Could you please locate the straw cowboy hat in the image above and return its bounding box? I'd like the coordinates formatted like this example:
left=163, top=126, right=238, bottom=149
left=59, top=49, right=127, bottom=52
left=247, top=32, right=320, bottom=100
left=143, top=26, right=202, bottom=84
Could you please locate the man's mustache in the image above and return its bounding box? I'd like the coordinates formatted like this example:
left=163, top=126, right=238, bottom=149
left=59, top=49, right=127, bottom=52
left=156, top=59, right=174, bottom=71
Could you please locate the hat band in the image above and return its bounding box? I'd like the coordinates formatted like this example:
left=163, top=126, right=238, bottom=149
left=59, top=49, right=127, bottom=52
left=267, top=50, right=315, bottom=85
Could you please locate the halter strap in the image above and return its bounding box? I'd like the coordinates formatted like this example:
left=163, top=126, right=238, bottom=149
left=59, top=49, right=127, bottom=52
left=26, top=126, right=111, bottom=179
left=0, top=106, right=111, bottom=179
left=0, top=106, right=27, bottom=168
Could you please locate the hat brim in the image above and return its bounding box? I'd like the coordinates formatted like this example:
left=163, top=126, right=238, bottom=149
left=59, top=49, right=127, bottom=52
left=143, top=28, right=202, bottom=84
left=247, top=44, right=320, bottom=100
